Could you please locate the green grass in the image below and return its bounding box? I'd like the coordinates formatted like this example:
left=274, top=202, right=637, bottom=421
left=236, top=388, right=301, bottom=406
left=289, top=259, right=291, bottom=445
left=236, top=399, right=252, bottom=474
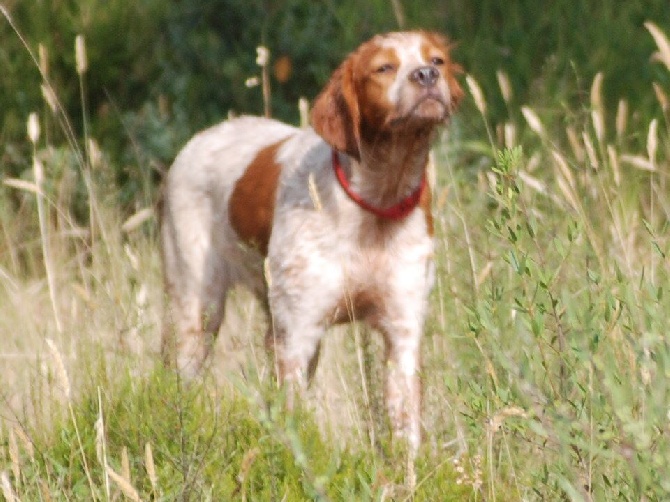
left=1, top=364, right=471, bottom=500
left=3, top=12, right=670, bottom=502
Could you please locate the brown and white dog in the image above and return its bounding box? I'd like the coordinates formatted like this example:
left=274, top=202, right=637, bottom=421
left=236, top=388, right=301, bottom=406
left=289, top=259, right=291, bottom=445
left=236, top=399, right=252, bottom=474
left=160, top=31, right=462, bottom=452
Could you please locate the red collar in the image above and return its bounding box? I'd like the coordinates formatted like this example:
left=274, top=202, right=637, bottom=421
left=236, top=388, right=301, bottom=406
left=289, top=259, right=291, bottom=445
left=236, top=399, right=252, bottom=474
left=331, top=149, right=426, bottom=220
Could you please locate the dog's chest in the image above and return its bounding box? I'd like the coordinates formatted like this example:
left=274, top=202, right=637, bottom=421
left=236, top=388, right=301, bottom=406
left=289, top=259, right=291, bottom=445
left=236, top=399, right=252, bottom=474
left=291, top=209, right=434, bottom=325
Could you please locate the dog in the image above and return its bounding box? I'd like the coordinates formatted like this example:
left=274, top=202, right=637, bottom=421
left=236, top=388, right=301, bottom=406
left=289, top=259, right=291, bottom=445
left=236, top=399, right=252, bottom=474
left=160, top=31, right=463, bottom=453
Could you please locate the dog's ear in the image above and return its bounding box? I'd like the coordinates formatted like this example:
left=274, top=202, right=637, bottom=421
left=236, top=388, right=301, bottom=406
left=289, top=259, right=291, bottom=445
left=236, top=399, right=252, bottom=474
left=311, top=56, right=361, bottom=160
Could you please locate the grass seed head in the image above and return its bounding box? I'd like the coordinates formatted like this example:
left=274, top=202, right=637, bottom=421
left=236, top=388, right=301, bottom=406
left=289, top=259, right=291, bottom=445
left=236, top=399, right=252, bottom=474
left=1, top=471, right=17, bottom=502
left=466, top=74, right=487, bottom=116
left=27, top=112, right=40, bottom=144
left=40, top=84, right=58, bottom=113
left=145, top=442, right=158, bottom=493
left=75, top=34, right=87, bottom=75
left=87, top=138, right=102, bottom=169
left=256, top=46, right=269, bottom=67
left=646, top=21, right=670, bottom=72
left=607, top=145, right=621, bottom=187
left=45, top=339, right=71, bottom=401
left=591, top=110, right=605, bottom=144
left=521, top=106, right=546, bottom=137
left=616, top=99, right=628, bottom=138
left=582, top=131, right=599, bottom=170
left=652, top=82, right=668, bottom=111
left=496, top=69, right=513, bottom=104
left=647, top=118, right=658, bottom=167
left=504, top=122, right=516, bottom=148
left=106, top=466, right=140, bottom=502
left=565, top=126, right=584, bottom=163
left=38, top=43, right=48, bottom=77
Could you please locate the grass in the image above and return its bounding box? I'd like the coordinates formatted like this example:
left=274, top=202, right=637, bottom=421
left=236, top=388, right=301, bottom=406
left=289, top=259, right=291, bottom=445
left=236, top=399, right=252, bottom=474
left=3, top=16, right=670, bottom=502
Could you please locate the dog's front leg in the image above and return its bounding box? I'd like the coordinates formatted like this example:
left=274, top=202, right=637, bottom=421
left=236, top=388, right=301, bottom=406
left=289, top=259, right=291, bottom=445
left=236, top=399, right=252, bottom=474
left=266, top=240, right=342, bottom=404
left=266, top=314, right=324, bottom=407
left=384, top=331, right=422, bottom=454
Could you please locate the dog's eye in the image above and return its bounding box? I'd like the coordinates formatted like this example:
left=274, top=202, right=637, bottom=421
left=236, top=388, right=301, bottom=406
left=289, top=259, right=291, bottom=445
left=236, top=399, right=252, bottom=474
left=431, top=57, right=445, bottom=66
left=375, top=63, right=396, bottom=74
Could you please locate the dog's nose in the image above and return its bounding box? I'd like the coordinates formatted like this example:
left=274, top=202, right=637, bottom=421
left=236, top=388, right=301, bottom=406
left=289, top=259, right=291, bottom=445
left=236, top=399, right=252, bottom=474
left=409, top=66, right=439, bottom=87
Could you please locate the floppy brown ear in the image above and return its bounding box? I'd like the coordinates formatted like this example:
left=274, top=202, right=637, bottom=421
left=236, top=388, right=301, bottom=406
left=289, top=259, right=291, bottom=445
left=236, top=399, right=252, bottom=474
left=310, top=57, right=361, bottom=159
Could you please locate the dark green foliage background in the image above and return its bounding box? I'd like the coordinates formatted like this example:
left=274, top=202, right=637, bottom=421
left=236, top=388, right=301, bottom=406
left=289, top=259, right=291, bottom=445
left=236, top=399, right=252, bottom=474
left=1, top=0, right=669, bottom=184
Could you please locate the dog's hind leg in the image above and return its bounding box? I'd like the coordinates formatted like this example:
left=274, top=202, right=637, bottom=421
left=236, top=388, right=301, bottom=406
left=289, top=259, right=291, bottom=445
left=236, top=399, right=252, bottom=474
left=160, top=197, right=231, bottom=379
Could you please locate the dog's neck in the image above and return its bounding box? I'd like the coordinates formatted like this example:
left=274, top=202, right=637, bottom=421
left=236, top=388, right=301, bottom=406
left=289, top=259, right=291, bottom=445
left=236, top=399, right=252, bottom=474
left=345, top=126, right=436, bottom=210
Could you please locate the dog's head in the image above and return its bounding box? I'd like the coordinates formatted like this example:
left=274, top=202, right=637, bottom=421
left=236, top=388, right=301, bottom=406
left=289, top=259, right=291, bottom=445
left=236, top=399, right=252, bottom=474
left=311, top=31, right=463, bottom=159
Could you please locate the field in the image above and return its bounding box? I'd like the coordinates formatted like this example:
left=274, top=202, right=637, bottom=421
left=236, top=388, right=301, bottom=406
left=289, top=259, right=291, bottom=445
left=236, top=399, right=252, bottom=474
left=2, top=7, right=670, bottom=502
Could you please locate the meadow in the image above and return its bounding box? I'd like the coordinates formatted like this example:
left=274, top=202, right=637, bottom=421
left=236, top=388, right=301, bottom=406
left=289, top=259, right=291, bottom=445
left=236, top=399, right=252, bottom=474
left=2, top=5, right=670, bottom=501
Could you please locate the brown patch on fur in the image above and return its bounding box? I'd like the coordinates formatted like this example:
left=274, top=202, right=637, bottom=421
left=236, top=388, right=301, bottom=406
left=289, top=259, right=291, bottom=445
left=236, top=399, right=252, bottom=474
left=311, top=55, right=361, bottom=159
left=329, top=287, right=385, bottom=325
left=419, top=182, right=434, bottom=236
left=356, top=46, right=400, bottom=133
left=228, top=139, right=288, bottom=255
